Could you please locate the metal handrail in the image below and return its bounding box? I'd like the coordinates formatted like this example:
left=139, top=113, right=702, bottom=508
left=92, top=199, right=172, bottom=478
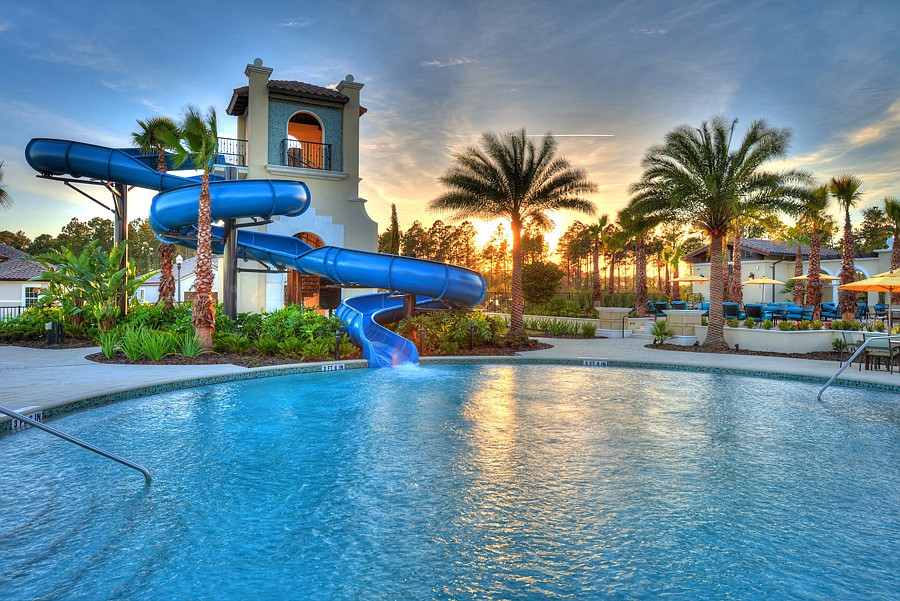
left=0, top=405, right=151, bottom=486
left=818, top=335, right=894, bottom=401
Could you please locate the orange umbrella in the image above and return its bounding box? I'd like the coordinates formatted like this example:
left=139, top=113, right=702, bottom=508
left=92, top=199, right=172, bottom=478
left=839, top=269, right=900, bottom=330
left=672, top=274, right=709, bottom=283
left=789, top=273, right=841, bottom=281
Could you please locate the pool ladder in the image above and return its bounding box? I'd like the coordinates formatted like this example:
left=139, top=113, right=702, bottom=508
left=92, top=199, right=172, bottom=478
left=0, top=404, right=151, bottom=486
left=818, top=335, right=888, bottom=401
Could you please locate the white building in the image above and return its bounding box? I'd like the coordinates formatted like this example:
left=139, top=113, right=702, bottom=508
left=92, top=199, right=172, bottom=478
left=0, top=243, right=47, bottom=315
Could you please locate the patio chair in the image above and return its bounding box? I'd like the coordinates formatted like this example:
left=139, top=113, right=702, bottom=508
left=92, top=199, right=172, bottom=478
left=840, top=330, right=864, bottom=367
left=744, top=304, right=764, bottom=321
left=862, top=334, right=900, bottom=373
left=874, top=303, right=888, bottom=319
left=698, top=302, right=710, bottom=317
left=855, top=303, right=869, bottom=323
left=646, top=301, right=666, bottom=319
left=723, top=302, right=745, bottom=320
left=820, top=303, right=840, bottom=321
left=670, top=301, right=688, bottom=310
left=784, top=306, right=813, bottom=321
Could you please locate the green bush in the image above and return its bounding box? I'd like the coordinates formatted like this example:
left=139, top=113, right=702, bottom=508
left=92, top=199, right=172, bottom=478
left=254, top=336, right=280, bottom=356
left=278, top=337, right=304, bottom=357
left=743, top=317, right=755, bottom=328
left=236, top=312, right=264, bottom=340
left=260, top=305, right=343, bottom=342
left=832, top=338, right=846, bottom=352
left=302, top=337, right=333, bottom=361
left=761, top=319, right=773, bottom=330
left=778, top=321, right=799, bottom=331
left=726, top=318, right=740, bottom=328
left=141, top=329, right=174, bottom=361
left=649, top=320, right=675, bottom=344
left=337, top=334, right=360, bottom=359
left=392, top=311, right=502, bottom=355
left=798, top=320, right=811, bottom=330
left=872, top=320, right=885, bottom=332
left=829, top=319, right=862, bottom=331
left=522, top=261, right=564, bottom=305
left=701, top=316, right=708, bottom=326
left=120, top=326, right=147, bottom=361
left=178, top=332, right=204, bottom=357
left=811, top=320, right=824, bottom=330
left=96, top=330, right=119, bottom=358
left=580, top=322, right=597, bottom=338
left=0, top=306, right=65, bottom=341
left=213, top=333, right=251, bottom=353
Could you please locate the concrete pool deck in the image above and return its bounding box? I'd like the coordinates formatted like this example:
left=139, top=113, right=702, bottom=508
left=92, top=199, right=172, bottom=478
left=0, top=337, right=897, bottom=423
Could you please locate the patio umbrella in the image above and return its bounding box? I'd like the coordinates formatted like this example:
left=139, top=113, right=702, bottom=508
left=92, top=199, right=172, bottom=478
left=742, top=276, right=785, bottom=304
left=672, top=274, right=710, bottom=282
left=788, top=274, right=841, bottom=281
left=839, top=268, right=900, bottom=331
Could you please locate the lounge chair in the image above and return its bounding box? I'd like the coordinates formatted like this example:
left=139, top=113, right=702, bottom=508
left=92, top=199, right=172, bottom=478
left=784, top=306, right=813, bottom=321
left=723, top=302, right=745, bottom=320
left=671, top=301, right=688, bottom=310
left=744, top=304, right=764, bottom=321
left=647, top=301, right=667, bottom=319
left=874, top=304, right=888, bottom=319
left=862, top=334, right=900, bottom=373
left=698, top=302, right=710, bottom=317
left=855, top=303, right=869, bottom=323
left=820, top=302, right=840, bottom=321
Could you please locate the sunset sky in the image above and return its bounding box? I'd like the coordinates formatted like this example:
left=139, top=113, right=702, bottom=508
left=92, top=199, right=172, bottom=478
left=1, top=0, right=899, bottom=251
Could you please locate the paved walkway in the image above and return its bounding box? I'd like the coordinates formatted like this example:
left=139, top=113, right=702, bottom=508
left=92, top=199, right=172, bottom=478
left=0, top=337, right=896, bottom=420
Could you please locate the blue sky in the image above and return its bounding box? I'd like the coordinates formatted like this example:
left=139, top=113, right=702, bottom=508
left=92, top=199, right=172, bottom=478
left=1, top=0, right=899, bottom=248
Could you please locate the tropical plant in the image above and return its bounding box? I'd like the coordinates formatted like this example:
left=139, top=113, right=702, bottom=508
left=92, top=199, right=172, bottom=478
left=33, top=241, right=156, bottom=330
left=120, top=326, right=147, bottom=361
left=141, top=329, right=175, bottom=361
left=743, top=316, right=755, bottom=328
left=0, top=160, right=11, bottom=209
left=580, top=321, right=597, bottom=338
left=727, top=318, right=740, bottom=328
left=616, top=209, right=658, bottom=315
left=649, top=319, right=675, bottom=344
left=160, top=105, right=218, bottom=349
left=96, top=330, right=120, bottom=359
left=178, top=331, right=205, bottom=357
left=797, top=185, right=832, bottom=318
left=213, top=332, right=251, bottom=354
left=278, top=337, right=305, bottom=357
left=430, top=128, right=597, bottom=337
left=829, top=175, right=863, bottom=318
left=884, top=196, right=900, bottom=305
left=761, top=318, right=773, bottom=330
left=254, top=336, right=281, bottom=356
left=584, top=214, right=611, bottom=304
left=625, top=116, right=808, bottom=349
left=301, top=337, right=333, bottom=361
left=133, top=116, right=180, bottom=310
left=778, top=321, right=798, bottom=331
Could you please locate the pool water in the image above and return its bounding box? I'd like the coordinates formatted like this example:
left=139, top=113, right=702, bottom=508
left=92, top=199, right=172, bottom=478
left=1, top=365, right=897, bottom=600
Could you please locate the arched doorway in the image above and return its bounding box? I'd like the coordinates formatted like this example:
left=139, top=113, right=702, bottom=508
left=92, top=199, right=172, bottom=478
left=286, top=232, right=325, bottom=307
left=286, top=112, right=326, bottom=169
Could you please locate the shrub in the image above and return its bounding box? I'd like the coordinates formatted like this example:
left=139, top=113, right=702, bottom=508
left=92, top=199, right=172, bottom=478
left=761, top=319, right=773, bottom=330
left=580, top=322, right=597, bottom=338
left=778, top=321, right=798, bottom=331
left=649, top=320, right=675, bottom=344
left=811, top=320, right=823, bottom=330
left=120, top=326, right=147, bottom=361
left=832, top=338, right=846, bottom=352
left=872, top=320, right=885, bottom=332
left=302, top=337, right=334, bottom=361
left=236, top=312, right=264, bottom=340
left=141, top=329, right=174, bottom=361
left=726, top=318, right=740, bottom=328
left=337, top=334, right=360, bottom=359
left=522, top=261, right=564, bottom=305
left=254, top=336, right=280, bottom=356
left=392, top=311, right=504, bottom=354
left=178, top=332, right=204, bottom=357
left=96, top=330, right=119, bottom=359
left=798, top=320, right=811, bottom=330
left=546, top=319, right=577, bottom=336
left=278, top=337, right=304, bottom=357
left=829, top=319, right=861, bottom=331
left=0, top=306, right=65, bottom=341
left=213, top=333, right=251, bottom=354
left=260, top=305, right=343, bottom=342
left=743, top=317, right=755, bottom=329
left=701, top=316, right=708, bottom=326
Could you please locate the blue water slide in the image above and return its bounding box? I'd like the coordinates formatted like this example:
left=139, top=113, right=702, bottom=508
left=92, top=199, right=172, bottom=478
left=25, top=138, right=487, bottom=367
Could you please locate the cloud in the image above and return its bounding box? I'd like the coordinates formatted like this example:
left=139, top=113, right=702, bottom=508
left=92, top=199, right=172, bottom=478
left=633, top=28, right=668, bottom=35
left=420, top=58, right=479, bottom=68
left=845, top=98, right=900, bottom=148
left=279, top=18, right=313, bottom=28
left=0, top=21, right=12, bottom=32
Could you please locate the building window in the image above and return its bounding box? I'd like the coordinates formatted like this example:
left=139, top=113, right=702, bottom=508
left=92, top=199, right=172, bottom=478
left=24, top=286, right=43, bottom=307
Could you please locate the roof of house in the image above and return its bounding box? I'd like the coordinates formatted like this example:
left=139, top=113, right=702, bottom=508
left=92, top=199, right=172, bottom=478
left=227, top=80, right=367, bottom=117
left=685, top=238, right=843, bottom=262
left=140, top=256, right=217, bottom=286
left=0, top=243, right=44, bottom=281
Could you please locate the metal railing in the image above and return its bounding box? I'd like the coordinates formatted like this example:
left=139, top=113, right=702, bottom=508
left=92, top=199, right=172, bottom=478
left=0, top=306, right=26, bottom=321
left=282, top=139, right=331, bottom=170
left=0, top=405, right=152, bottom=486
left=818, top=335, right=895, bottom=401
left=217, top=137, right=248, bottom=167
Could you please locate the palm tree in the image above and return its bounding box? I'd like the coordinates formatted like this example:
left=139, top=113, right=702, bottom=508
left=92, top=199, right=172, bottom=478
left=618, top=208, right=661, bottom=315
left=884, top=196, right=900, bottom=305
left=0, top=160, right=11, bottom=209
left=133, top=116, right=180, bottom=309
left=798, top=185, right=830, bottom=319
left=160, top=106, right=218, bottom=349
left=430, top=129, right=597, bottom=337
left=626, top=116, right=808, bottom=349
left=584, top=214, right=610, bottom=305
left=782, top=225, right=809, bottom=306
left=829, top=175, right=863, bottom=319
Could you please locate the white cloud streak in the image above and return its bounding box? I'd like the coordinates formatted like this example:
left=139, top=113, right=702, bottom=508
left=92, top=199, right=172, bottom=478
left=420, top=58, right=478, bottom=68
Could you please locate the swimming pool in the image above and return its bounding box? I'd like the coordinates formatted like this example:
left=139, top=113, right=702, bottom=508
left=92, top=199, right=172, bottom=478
left=1, top=364, right=897, bottom=599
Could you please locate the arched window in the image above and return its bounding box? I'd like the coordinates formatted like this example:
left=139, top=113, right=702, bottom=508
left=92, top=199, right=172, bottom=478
left=286, top=232, right=325, bottom=306
left=285, top=112, right=326, bottom=169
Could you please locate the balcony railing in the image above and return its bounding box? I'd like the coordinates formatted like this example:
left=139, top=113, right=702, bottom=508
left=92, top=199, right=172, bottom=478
left=282, top=139, right=331, bottom=171
left=217, top=137, right=248, bottom=167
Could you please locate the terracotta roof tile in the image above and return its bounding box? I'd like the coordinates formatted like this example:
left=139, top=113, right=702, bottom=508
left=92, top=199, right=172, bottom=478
left=0, top=242, right=28, bottom=260
left=227, top=80, right=350, bottom=116
left=0, top=258, right=45, bottom=281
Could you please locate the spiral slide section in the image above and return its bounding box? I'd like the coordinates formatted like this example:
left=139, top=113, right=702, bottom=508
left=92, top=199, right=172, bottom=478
left=25, top=138, right=486, bottom=368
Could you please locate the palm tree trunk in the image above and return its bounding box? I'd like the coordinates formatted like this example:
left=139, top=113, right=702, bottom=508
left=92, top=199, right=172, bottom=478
left=704, top=233, right=728, bottom=349
left=154, top=145, right=177, bottom=310
left=808, top=230, right=823, bottom=320
left=606, top=255, right=614, bottom=294
left=793, top=244, right=804, bottom=306
left=892, top=226, right=900, bottom=305
left=672, top=261, right=680, bottom=301
left=508, top=219, right=526, bottom=338
left=730, top=224, right=743, bottom=305
left=839, top=208, right=857, bottom=319
left=193, top=171, right=216, bottom=349
left=592, top=241, right=601, bottom=305
left=635, top=238, right=648, bottom=316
